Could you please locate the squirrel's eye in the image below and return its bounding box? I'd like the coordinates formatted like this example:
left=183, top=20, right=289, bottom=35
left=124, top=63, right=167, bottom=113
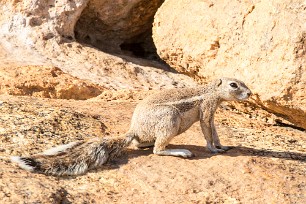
left=230, top=82, right=238, bottom=88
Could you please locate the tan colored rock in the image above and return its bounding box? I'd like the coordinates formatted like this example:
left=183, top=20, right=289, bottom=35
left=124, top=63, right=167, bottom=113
left=0, top=0, right=195, bottom=90
left=153, top=0, right=306, bottom=129
left=0, top=65, right=104, bottom=100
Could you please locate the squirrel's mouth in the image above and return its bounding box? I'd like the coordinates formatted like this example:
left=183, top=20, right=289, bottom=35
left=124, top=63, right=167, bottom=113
left=236, top=92, right=252, bottom=101
left=239, top=95, right=251, bottom=101
left=237, top=89, right=252, bottom=101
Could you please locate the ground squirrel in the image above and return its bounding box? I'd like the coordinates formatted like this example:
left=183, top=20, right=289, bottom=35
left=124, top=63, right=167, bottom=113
left=11, top=78, right=252, bottom=176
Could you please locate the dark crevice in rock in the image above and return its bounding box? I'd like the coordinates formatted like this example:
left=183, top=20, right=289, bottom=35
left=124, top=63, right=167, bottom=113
left=74, top=0, right=165, bottom=63
left=119, top=30, right=161, bottom=61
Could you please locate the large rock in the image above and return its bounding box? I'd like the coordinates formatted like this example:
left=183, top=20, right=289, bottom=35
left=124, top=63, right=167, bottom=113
left=0, top=0, right=194, bottom=90
left=153, top=0, right=306, bottom=129
left=0, top=0, right=87, bottom=47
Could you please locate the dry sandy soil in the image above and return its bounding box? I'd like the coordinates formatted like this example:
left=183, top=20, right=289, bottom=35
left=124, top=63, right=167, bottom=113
left=0, top=94, right=305, bottom=204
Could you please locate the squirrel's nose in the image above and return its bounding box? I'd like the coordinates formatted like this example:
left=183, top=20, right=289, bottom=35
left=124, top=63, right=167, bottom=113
left=247, top=91, right=252, bottom=97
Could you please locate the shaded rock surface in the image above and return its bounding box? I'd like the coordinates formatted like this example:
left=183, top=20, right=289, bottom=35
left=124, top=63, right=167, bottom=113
left=75, top=0, right=164, bottom=57
left=153, top=0, right=306, bottom=129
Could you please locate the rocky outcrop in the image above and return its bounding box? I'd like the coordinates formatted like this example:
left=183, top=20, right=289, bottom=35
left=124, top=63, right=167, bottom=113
left=153, top=0, right=306, bottom=129
left=0, top=66, right=104, bottom=100
left=0, top=0, right=194, bottom=90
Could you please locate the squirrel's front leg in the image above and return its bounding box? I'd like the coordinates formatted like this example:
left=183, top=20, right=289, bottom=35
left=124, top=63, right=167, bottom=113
left=200, top=109, right=224, bottom=153
left=211, top=117, right=232, bottom=151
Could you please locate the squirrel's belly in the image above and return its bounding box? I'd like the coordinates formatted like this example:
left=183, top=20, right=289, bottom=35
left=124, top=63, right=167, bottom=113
left=178, top=108, right=199, bottom=134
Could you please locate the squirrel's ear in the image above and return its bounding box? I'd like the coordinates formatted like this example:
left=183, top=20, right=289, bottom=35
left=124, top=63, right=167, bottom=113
left=217, top=79, right=222, bottom=86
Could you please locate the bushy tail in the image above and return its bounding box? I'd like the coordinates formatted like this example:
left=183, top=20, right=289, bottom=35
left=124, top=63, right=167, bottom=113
left=11, top=134, right=135, bottom=176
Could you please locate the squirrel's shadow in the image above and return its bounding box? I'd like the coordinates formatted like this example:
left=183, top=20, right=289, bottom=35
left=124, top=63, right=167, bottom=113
left=122, top=144, right=306, bottom=162
left=169, top=144, right=306, bottom=161
left=59, top=144, right=305, bottom=180
left=107, top=144, right=306, bottom=167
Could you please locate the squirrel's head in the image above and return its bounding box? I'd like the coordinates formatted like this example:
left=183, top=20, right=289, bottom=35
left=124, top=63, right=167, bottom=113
left=215, top=78, right=252, bottom=101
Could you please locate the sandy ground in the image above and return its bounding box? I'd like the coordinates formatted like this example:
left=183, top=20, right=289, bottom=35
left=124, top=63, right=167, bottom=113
left=0, top=94, right=305, bottom=204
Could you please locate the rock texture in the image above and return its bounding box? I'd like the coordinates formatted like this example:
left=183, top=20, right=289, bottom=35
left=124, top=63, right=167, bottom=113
left=75, top=0, right=164, bottom=55
left=0, top=96, right=107, bottom=157
left=0, top=65, right=104, bottom=100
left=0, top=0, right=194, bottom=90
left=153, top=0, right=306, bottom=129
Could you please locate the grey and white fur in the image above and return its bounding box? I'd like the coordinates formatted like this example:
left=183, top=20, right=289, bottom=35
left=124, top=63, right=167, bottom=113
left=11, top=78, right=252, bottom=176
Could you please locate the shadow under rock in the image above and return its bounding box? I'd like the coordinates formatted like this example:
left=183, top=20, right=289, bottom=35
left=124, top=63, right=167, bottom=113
left=115, top=54, right=178, bottom=73
left=74, top=41, right=178, bottom=73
